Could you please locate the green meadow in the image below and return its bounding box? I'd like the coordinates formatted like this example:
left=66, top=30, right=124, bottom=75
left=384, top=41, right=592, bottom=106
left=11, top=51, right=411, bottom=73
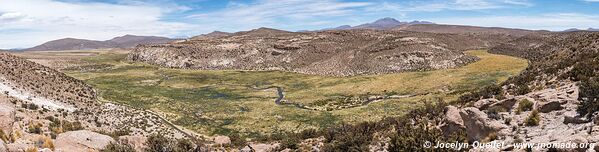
left=65, top=50, right=528, bottom=138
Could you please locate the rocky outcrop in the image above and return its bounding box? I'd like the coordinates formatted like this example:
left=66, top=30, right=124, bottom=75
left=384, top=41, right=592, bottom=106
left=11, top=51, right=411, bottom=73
left=474, top=98, right=499, bottom=110
left=0, top=103, right=15, bottom=134
left=537, top=100, right=564, bottom=113
left=0, top=140, right=7, bottom=152
left=118, top=135, right=147, bottom=152
left=441, top=106, right=507, bottom=142
left=127, top=29, right=513, bottom=76
left=440, top=106, right=465, bottom=136
left=468, top=82, right=599, bottom=151
left=214, top=135, right=231, bottom=146
left=55, top=130, right=115, bottom=152
left=459, top=107, right=507, bottom=141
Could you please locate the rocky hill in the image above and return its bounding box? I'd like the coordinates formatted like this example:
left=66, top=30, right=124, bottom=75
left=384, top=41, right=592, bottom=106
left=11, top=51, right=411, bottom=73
left=0, top=52, right=205, bottom=151
left=191, top=31, right=232, bottom=40
left=269, top=31, right=599, bottom=151
left=444, top=31, right=599, bottom=151
left=394, top=24, right=541, bottom=36
left=128, top=28, right=514, bottom=76
left=0, top=52, right=96, bottom=110
left=24, top=35, right=175, bottom=51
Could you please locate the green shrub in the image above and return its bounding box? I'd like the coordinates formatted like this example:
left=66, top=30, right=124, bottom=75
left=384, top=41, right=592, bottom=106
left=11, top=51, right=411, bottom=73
left=144, top=134, right=202, bottom=152
left=525, top=110, right=540, bottom=126
left=577, top=78, right=599, bottom=119
left=101, top=142, right=136, bottom=152
left=516, top=99, right=534, bottom=114
left=456, top=84, right=503, bottom=104
left=145, top=134, right=173, bottom=152
left=487, top=106, right=507, bottom=120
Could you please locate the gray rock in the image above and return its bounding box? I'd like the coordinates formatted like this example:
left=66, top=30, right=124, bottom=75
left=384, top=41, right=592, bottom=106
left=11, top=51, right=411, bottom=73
left=489, top=98, right=517, bottom=111
left=537, top=101, right=564, bottom=113
left=563, top=116, right=590, bottom=124
left=0, top=103, right=15, bottom=134
left=6, top=143, right=29, bottom=152
left=460, top=107, right=507, bottom=142
left=240, top=145, right=253, bottom=152
left=214, top=135, right=231, bottom=145
left=440, top=106, right=466, bottom=136
left=474, top=98, right=499, bottom=110
left=55, top=130, right=115, bottom=152
left=0, top=140, right=7, bottom=152
left=118, top=135, right=147, bottom=152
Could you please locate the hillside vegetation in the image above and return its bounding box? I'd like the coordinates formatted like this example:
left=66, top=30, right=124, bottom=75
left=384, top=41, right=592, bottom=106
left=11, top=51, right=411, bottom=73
left=61, top=50, right=527, bottom=139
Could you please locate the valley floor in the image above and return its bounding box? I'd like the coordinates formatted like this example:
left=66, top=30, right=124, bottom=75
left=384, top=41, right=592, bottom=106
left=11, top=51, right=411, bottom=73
left=14, top=49, right=528, bottom=139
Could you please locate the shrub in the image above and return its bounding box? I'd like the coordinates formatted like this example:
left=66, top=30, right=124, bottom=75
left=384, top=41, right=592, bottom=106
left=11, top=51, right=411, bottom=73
left=577, top=78, right=599, bottom=119
left=516, top=99, right=534, bottom=114
left=487, top=106, right=507, bottom=120
left=525, top=110, right=540, bottom=126
left=456, top=84, right=503, bottom=104
left=145, top=134, right=172, bottom=152
left=41, top=137, right=55, bottom=150
left=387, top=101, right=467, bottom=152
left=62, top=121, right=83, bottom=131
left=174, top=139, right=195, bottom=152
left=101, top=142, right=136, bottom=152
left=28, top=123, right=43, bottom=134
left=144, top=134, right=202, bottom=152
left=25, top=147, right=38, bottom=152
left=228, top=133, right=246, bottom=148
left=0, top=129, right=9, bottom=143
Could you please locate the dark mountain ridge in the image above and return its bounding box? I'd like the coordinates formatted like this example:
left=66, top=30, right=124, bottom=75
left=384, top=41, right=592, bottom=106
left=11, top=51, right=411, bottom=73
left=319, top=17, right=434, bottom=31
left=24, top=35, right=175, bottom=51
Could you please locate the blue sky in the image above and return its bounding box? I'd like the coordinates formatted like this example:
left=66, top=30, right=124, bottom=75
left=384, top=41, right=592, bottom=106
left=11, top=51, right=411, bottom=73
left=1, top=0, right=599, bottom=49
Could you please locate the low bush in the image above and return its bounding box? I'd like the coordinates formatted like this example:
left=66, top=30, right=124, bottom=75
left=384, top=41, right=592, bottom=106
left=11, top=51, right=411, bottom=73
left=525, top=110, right=540, bottom=126
left=101, top=142, right=136, bottom=152
left=516, top=99, right=534, bottom=114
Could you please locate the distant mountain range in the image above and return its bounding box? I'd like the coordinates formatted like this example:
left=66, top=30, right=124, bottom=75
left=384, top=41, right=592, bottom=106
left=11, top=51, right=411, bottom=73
left=191, top=31, right=232, bottom=40
left=562, top=28, right=599, bottom=32
left=24, top=35, right=176, bottom=51
left=320, top=17, right=434, bottom=31
left=314, top=17, right=540, bottom=36
left=19, top=17, right=557, bottom=52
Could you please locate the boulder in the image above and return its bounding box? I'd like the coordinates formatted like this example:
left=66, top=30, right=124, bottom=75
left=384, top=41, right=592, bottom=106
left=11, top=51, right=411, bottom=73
left=0, top=140, right=7, bottom=152
left=55, top=130, right=115, bottom=152
left=250, top=143, right=279, bottom=152
left=214, top=135, right=231, bottom=145
left=118, top=135, right=147, bottom=152
left=474, top=98, right=499, bottom=110
left=489, top=98, right=517, bottom=111
left=537, top=101, right=563, bottom=113
left=440, top=106, right=466, bottom=136
left=0, top=104, right=15, bottom=134
left=563, top=116, right=590, bottom=124
left=240, top=145, right=253, bottom=152
left=459, top=107, right=507, bottom=142
left=6, top=143, right=31, bottom=152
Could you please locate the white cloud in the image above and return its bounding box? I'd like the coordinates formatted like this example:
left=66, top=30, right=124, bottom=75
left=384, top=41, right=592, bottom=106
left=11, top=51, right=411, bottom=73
left=368, top=0, right=532, bottom=12
left=0, top=12, right=27, bottom=22
left=427, top=13, right=599, bottom=31
left=0, top=0, right=192, bottom=49
left=583, top=0, right=599, bottom=2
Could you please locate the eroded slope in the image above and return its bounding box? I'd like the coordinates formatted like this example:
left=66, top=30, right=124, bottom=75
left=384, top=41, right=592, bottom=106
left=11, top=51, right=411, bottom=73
left=128, top=29, right=513, bottom=76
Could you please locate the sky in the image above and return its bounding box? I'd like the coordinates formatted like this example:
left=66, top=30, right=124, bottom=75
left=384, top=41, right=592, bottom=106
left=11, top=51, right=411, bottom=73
left=1, top=0, right=599, bottom=49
